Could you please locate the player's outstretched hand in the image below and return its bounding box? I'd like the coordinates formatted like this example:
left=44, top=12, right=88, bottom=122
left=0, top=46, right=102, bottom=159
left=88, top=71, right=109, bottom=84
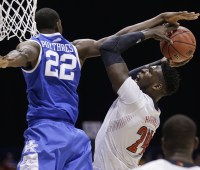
left=142, top=23, right=178, bottom=44
left=162, top=11, right=199, bottom=26
left=0, top=56, right=9, bottom=68
left=161, top=56, right=191, bottom=67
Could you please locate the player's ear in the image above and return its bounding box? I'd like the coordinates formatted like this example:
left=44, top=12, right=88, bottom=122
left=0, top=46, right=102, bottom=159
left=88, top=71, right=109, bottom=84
left=152, top=82, right=163, bottom=90
left=161, top=137, right=167, bottom=154
left=194, top=136, right=199, bottom=150
left=56, top=19, right=63, bottom=34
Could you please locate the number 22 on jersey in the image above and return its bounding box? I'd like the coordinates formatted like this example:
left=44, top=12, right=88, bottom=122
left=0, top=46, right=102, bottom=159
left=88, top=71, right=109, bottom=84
left=45, top=50, right=77, bottom=80
left=127, top=126, right=154, bottom=155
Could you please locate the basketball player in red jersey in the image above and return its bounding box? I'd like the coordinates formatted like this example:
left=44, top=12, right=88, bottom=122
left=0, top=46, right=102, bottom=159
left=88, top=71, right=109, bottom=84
left=93, top=23, right=182, bottom=170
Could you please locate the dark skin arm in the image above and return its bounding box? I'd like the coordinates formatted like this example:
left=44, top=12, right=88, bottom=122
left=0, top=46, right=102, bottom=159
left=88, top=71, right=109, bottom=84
left=0, top=11, right=198, bottom=68
left=0, top=41, right=40, bottom=68
left=128, top=56, right=191, bottom=79
left=73, top=11, right=199, bottom=66
left=101, top=24, right=177, bottom=92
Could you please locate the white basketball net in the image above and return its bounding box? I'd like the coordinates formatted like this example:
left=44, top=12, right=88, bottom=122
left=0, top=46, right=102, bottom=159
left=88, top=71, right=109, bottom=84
left=0, top=0, right=38, bottom=42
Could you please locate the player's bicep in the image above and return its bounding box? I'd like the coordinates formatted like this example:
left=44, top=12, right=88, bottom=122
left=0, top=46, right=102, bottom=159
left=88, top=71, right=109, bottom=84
left=72, top=37, right=110, bottom=62
left=73, top=39, right=100, bottom=61
left=17, top=41, right=40, bottom=62
left=6, top=41, right=40, bottom=67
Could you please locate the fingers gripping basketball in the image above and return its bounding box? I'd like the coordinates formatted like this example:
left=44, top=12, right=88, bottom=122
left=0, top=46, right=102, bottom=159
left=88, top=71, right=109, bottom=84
left=160, top=26, right=196, bottom=63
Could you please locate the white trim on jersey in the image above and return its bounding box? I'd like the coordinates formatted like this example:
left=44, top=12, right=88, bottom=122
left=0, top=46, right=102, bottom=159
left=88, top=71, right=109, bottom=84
left=72, top=44, right=81, bottom=69
left=40, top=32, right=61, bottom=37
left=21, top=39, right=42, bottom=73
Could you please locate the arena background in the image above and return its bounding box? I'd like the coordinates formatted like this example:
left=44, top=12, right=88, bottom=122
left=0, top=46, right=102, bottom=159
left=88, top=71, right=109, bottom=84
left=0, top=0, right=199, bottom=164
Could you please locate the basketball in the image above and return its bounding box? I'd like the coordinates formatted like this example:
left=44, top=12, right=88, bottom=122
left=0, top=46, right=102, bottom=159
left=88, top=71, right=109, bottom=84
left=160, top=26, right=196, bottom=63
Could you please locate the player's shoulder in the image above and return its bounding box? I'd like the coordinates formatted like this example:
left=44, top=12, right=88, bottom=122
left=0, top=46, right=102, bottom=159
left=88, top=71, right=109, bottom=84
left=16, top=40, right=40, bottom=50
left=118, top=77, right=139, bottom=93
left=136, top=159, right=200, bottom=170
left=145, top=159, right=168, bottom=166
left=135, top=159, right=171, bottom=169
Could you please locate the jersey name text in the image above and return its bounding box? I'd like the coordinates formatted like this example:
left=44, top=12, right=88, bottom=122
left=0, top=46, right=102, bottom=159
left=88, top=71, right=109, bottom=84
left=41, top=41, right=74, bottom=53
left=145, top=116, right=158, bottom=128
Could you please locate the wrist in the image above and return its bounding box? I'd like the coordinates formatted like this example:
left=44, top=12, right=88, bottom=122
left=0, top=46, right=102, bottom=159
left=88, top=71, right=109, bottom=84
left=161, top=57, right=169, bottom=63
left=158, top=13, right=165, bottom=23
left=141, top=29, right=153, bottom=40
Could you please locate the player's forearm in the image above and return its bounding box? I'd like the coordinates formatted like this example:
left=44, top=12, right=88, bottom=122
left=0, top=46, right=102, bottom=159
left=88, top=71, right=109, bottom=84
left=101, top=32, right=145, bottom=54
left=6, top=57, right=28, bottom=67
left=2, top=50, right=28, bottom=67
left=129, top=59, right=162, bottom=78
left=115, top=14, right=164, bottom=35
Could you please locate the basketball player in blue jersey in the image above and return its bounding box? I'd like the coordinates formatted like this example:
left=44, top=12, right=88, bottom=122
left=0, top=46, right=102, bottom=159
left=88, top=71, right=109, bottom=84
left=134, top=114, right=199, bottom=170
left=92, top=23, right=196, bottom=169
left=0, top=7, right=199, bottom=170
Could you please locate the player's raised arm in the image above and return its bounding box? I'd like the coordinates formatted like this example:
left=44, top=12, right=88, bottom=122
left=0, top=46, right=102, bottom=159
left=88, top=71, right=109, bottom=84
left=0, top=41, right=40, bottom=68
left=115, top=11, right=199, bottom=35
left=73, top=11, right=199, bottom=65
left=100, top=24, right=177, bottom=91
left=163, top=11, right=199, bottom=26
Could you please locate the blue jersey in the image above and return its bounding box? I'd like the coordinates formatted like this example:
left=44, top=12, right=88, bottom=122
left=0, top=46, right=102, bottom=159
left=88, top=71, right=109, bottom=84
left=22, top=33, right=81, bottom=125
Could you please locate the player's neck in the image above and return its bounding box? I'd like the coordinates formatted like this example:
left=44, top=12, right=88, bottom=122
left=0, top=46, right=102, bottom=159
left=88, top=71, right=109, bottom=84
left=39, top=29, right=57, bottom=34
left=166, top=153, right=194, bottom=165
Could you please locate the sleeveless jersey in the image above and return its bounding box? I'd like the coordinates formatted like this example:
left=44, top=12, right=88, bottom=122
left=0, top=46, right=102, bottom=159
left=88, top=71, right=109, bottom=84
left=133, top=159, right=200, bottom=170
left=22, top=33, right=81, bottom=125
left=93, top=77, right=160, bottom=170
